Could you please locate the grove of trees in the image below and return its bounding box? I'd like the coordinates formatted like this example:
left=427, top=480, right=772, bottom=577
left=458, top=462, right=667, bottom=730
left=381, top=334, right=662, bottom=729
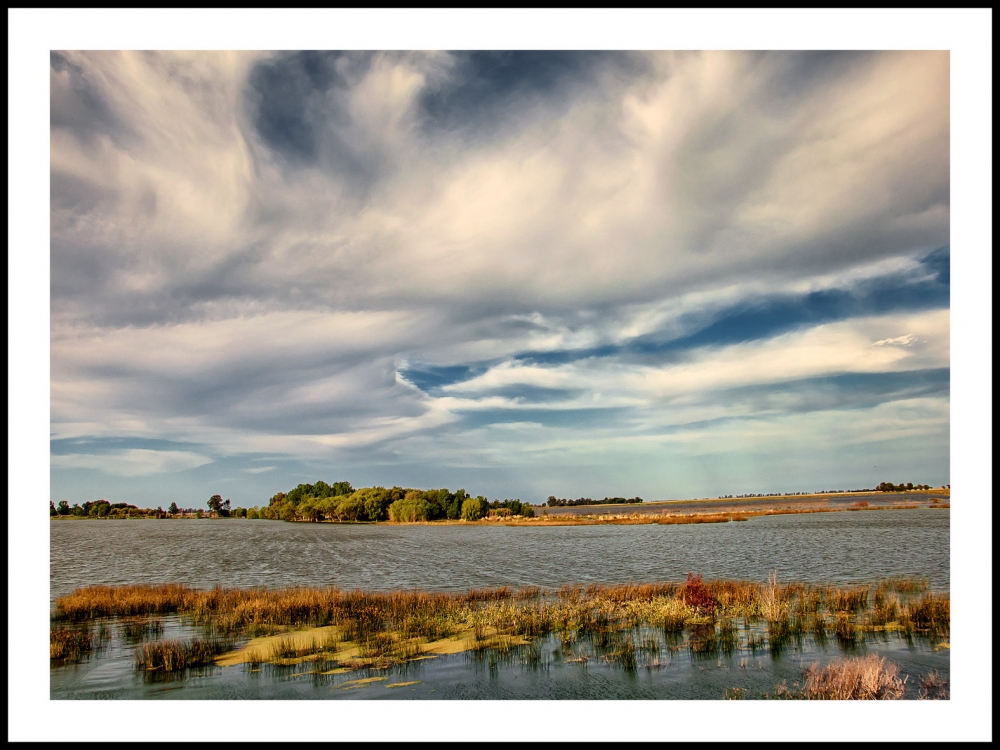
left=240, top=482, right=536, bottom=523
left=546, top=496, right=643, bottom=507
left=876, top=482, right=932, bottom=492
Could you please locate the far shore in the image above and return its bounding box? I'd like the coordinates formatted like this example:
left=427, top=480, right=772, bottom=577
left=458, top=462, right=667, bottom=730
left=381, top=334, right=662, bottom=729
left=51, top=491, right=949, bottom=527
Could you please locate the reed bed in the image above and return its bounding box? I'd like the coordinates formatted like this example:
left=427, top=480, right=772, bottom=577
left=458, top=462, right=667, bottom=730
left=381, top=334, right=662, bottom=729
left=54, top=574, right=947, bottom=671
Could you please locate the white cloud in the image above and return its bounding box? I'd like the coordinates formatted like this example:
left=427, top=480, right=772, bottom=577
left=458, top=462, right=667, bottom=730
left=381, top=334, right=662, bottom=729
left=242, top=465, right=276, bottom=474
left=51, top=449, right=213, bottom=477
left=873, top=334, right=917, bottom=347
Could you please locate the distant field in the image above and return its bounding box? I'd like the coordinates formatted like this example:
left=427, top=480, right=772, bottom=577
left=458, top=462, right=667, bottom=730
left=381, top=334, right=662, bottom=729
left=537, top=491, right=949, bottom=517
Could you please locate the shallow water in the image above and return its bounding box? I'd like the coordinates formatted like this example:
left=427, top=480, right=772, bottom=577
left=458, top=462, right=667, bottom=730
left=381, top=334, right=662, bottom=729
left=49, top=509, right=949, bottom=700
left=49, top=613, right=950, bottom=700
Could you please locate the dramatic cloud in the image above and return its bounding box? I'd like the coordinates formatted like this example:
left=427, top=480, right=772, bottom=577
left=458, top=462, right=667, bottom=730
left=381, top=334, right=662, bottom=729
left=50, top=50, right=950, bottom=505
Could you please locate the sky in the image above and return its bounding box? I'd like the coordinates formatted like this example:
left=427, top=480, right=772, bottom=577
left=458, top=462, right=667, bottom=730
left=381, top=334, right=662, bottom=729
left=48, top=50, right=954, bottom=508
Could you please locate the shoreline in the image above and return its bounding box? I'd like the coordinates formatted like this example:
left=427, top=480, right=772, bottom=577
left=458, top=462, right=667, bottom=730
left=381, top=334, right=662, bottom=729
left=50, top=495, right=949, bottom=526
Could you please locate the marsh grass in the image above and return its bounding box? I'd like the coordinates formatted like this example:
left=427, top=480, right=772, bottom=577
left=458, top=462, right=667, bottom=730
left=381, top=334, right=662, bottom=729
left=134, top=636, right=236, bottom=674
left=57, top=574, right=946, bottom=672
left=50, top=627, right=94, bottom=661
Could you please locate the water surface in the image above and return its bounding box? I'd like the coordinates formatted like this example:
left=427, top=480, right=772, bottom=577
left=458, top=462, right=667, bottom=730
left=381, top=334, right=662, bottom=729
left=50, top=509, right=949, bottom=601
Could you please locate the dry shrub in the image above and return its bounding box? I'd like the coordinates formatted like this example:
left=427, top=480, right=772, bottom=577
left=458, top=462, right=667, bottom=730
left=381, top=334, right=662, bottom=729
left=802, top=655, right=904, bottom=700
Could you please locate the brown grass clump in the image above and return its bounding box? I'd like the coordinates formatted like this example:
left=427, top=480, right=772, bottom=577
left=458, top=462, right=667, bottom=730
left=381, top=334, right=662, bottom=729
left=134, top=637, right=235, bottom=673
left=906, top=593, right=950, bottom=634
left=54, top=584, right=196, bottom=621
left=802, top=655, right=905, bottom=700
left=50, top=627, right=94, bottom=660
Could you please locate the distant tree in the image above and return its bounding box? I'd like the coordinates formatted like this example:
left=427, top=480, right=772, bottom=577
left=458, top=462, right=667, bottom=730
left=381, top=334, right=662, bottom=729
left=168, top=502, right=179, bottom=515
left=208, top=495, right=224, bottom=513
left=461, top=497, right=486, bottom=522
left=57, top=500, right=70, bottom=516
left=50, top=501, right=57, bottom=516
left=332, top=481, right=355, bottom=497
left=389, top=497, right=432, bottom=523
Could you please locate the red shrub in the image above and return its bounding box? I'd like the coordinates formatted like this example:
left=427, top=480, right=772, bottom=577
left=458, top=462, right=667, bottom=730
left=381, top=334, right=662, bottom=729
left=683, top=573, right=719, bottom=615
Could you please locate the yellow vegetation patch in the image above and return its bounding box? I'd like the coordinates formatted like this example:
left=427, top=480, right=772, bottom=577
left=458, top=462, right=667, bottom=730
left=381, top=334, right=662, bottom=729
left=215, top=625, right=344, bottom=667
left=386, top=681, right=421, bottom=688
left=215, top=624, right=531, bottom=669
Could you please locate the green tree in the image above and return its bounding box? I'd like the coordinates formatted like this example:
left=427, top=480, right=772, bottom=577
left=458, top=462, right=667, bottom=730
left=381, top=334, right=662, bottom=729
left=461, top=497, right=486, bottom=521
left=168, top=502, right=179, bottom=515
left=336, top=495, right=365, bottom=521
left=389, top=497, right=432, bottom=522
left=57, top=500, right=70, bottom=516
left=50, top=501, right=57, bottom=516
left=208, top=495, right=224, bottom=513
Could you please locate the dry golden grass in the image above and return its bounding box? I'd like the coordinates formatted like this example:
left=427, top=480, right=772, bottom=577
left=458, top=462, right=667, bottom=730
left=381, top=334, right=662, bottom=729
left=802, top=654, right=905, bottom=699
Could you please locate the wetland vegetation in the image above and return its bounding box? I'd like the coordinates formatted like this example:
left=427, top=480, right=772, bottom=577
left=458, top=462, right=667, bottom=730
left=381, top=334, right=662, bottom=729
left=50, top=574, right=949, bottom=698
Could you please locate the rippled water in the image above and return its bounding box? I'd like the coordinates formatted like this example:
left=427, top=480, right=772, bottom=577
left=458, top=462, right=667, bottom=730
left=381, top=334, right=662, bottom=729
left=50, top=509, right=949, bottom=603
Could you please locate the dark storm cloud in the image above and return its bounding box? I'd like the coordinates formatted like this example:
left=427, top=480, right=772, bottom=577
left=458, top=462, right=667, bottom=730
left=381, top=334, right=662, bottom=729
left=418, top=51, right=642, bottom=137
left=247, top=51, right=369, bottom=166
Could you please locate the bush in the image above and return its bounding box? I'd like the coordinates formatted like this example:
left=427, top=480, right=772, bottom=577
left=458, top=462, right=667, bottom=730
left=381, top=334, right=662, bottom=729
left=682, top=573, right=719, bottom=615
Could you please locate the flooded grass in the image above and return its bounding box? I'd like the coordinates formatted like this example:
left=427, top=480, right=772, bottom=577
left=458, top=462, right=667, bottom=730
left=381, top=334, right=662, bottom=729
left=54, top=574, right=947, bottom=687
left=119, top=617, right=164, bottom=644
left=50, top=627, right=94, bottom=661
left=134, top=636, right=236, bottom=674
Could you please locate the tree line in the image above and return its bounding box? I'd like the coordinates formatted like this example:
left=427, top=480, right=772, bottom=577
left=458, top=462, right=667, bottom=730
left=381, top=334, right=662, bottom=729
left=50, top=500, right=167, bottom=519
left=545, top=496, right=643, bottom=507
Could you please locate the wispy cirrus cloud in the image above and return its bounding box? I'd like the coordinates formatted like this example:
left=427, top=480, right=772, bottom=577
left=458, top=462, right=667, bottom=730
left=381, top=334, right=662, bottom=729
left=50, top=449, right=213, bottom=477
